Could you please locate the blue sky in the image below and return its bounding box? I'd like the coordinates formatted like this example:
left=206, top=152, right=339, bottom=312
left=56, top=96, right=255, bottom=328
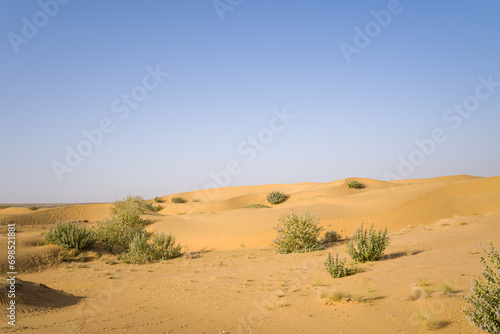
left=1, top=0, right=499, bottom=203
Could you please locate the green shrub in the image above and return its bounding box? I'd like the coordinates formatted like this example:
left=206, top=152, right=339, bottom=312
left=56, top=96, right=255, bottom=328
left=154, top=196, right=163, bottom=203
left=171, top=197, right=186, bottom=203
left=122, top=232, right=182, bottom=264
left=321, top=230, right=340, bottom=244
left=324, top=253, right=356, bottom=278
left=45, top=222, right=95, bottom=250
left=94, top=217, right=146, bottom=250
left=346, top=222, right=390, bottom=262
left=273, top=210, right=324, bottom=254
left=111, top=195, right=147, bottom=224
left=244, top=204, right=272, bottom=209
left=145, top=203, right=164, bottom=212
left=346, top=180, right=364, bottom=189
left=267, top=191, right=288, bottom=205
left=463, top=241, right=500, bottom=333
left=29, top=205, right=41, bottom=211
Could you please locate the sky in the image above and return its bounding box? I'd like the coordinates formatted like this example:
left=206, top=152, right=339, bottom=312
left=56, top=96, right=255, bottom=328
left=1, top=0, right=499, bottom=203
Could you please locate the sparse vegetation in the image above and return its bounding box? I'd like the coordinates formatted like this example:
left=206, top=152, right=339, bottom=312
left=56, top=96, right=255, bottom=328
left=111, top=195, right=148, bottom=225
left=94, top=217, right=146, bottom=250
left=192, top=198, right=199, bottom=202
left=273, top=210, right=324, bottom=254
left=463, top=241, right=500, bottom=333
left=324, top=253, right=356, bottom=278
left=154, top=196, right=163, bottom=203
left=439, top=283, right=454, bottom=294
left=418, top=312, right=446, bottom=331
left=45, top=222, right=95, bottom=250
left=346, top=222, right=390, bottom=262
left=321, top=230, right=340, bottom=244
left=346, top=180, right=364, bottom=189
left=0, top=205, right=10, bottom=209
left=267, top=191, right=288, bottom=205
left=244, top=204, right=271, bottom=209
left=29, top=205, right=41, bottom=211
left=460, top=221, right=468, bottom=226
left=172, top=197, right=186, bottom=203
left=122, top=232, right=182, bottom=264
left=145, top=202, right=164, bottom=212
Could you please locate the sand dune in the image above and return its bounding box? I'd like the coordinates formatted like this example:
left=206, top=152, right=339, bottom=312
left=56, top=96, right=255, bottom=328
left=2, top=175, right=499, bottom=333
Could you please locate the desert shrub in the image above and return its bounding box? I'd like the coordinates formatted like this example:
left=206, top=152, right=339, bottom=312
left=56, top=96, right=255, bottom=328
left=192, top=198, right=199, bottom=202
left=245, top=204, right=272, bottom=209
left=111, top=195, right=147, bottom=224
left=122, top=232, right=182, bottom=264
left=45, top=222, right=95, bottom=250
left=29, top=205, right=41, bottom=211
left=346, top=180, right=364, bottom=189
left=346, top=222, right=390, bottom=262
left=267, top=191, right=288, bottom=205
left=273, top=210, right=324, bottom=254
left=145, top=203, right=164, bottom=212
left=463, top=241, right=500, bottom=333
left=154, top=196, right=163, bottom=203
left=324, top=253, right=356, bottom=278
left=94, top=217, right=146, bottom=250
left=0, top=205, right=10, bottom=209
left=171, top=197, right=186, bottom=203
left=321, top=230, right=340, bottom=244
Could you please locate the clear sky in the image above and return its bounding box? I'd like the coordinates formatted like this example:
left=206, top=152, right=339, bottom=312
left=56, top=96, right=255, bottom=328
left=1, top=1, right=499, bottom=203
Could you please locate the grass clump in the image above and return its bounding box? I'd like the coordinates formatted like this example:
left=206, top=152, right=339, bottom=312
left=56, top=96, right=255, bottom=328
left=171, top=197, right=186, bottom=204
left=29, top=205, right=41, bottom=211
left=267, top=191, right=288, bottom=205
left=418, top=312, right=446, bottom=331
left=192, top=198, right=199, bottom=202
left=321, top=230, right=340, bottom=244
left=245, top=204, right=271, bottom=209
left=273, top=210, right=324, bottom=254
left=439, top=283, right=455, bottom=294
left=154, top=196, right=163, bottom=203
left=463, top=241, right=500, bottom=333
left=45, top=222, right=95, bottom=250
left=346, top=180, right=364, bottom=189
left=145, top=202, right=164, bottom=212
left=324, top=253, right=356, bottom=278
left=346, top=222, right=390, bottom=262
left=460, top=221, right=468, bottom=226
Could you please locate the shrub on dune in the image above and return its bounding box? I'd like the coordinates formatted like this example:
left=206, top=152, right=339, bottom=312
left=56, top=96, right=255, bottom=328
left=267, top=191, right=288, bottom=205
left=45, top=222, right=95, bottom=250
left=324, top=253, right=356, bottom=278
left=171, top=197, right=186, bottom=203
left=346, top=222, right=390, bottom=262
left=273, top=210, right=324, bottom=254
left=122, top=232, right=182, bottom=264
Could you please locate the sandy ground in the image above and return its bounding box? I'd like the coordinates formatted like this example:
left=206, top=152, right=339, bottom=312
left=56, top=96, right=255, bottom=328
left=1, top=175, right=499, bottom=333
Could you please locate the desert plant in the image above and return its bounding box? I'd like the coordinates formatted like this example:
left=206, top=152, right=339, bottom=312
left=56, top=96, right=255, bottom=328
left=192, top=198, right=199, bottom=202
left=321, top=230, right=340, bottom=244
left=463, top=241, right=500, bottom=333
left=145, top=203, right=164, bottom=212
left=171, top=197, right=186, bottom=203
left=0, top=204, right=10, bottom=209
left=45, top=222, right=95, bottom=250
left=346, top=180, right=364, bottom=189
left=267, top=191, right=288, bottom=205
left=29, top=205, right=41, bottom=211
left=154, top=196, right=163, bottom=203
left=122, top=232, right=182, bottom=264
left=245, top=204, right=272, bottom=209
left=273, top=210, right=324, bottom=254
left=111, top=195, right=147, bottom=225
left=324, top=253, right=356, bottom=278
left=346, top=222, right=390, bottom=262
left=94, top=217, right=146, bottom=250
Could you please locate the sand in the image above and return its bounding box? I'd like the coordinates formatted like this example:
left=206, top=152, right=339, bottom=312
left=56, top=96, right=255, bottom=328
left=1, top=175, right=499, bottom=333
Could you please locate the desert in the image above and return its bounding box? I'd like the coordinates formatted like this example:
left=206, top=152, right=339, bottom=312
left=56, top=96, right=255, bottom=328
left=1, top=175, right=499, bottom=333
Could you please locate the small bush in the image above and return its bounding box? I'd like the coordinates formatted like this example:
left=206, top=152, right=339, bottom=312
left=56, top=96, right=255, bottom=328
left=94, top=217, right=146, bottom=250
left=324, top=253, right=356, bottom=278
left=273, top=210, right=324, bottom=254
left=460, top=221, right=468, bottom=226
left=346, top=180, right=364, bottom=189
left=321, top=230, right=340, bottom=244
left=192, top=198, right=199, bottom=202
left=122, top=232, right=182, bottom=264
left=29, top=205, right=42, bottom=211
left=267, top=191, right=288, bottom=205
left=463, top=241, right=500, bottom=333
left=346, top=222, right=390, bottom=262
left=245, top=204, right=271, bottom=209
left=45, top=222, right=95, bottom=250
left=145, top=203, right=164, bottom=212
left=111, top=195, right=147, bottom=225
left=154, top=196, right=163, bottom=203
left=171, top=197, right=186, bottom=203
